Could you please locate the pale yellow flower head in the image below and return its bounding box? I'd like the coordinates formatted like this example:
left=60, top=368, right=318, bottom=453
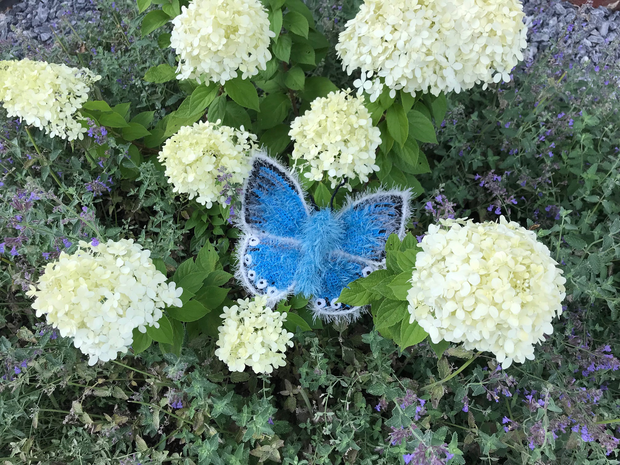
left=170, top=0, right=275, bottom=84
left=336, top=0, right=527, bottom=101
left=407, top=217, right=566, bottom=368
left=26, top=239, right=183, bottom=365
left=215, top=295, right=294, bottom=374
left=158, top=120, right=257, bottom=208
left=289, top=90, right=381, bottom=188
left=0, top=59, right=100, bottom=140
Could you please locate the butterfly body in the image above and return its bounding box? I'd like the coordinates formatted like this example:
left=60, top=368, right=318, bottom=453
left=237, top=152, right=411, bottom=321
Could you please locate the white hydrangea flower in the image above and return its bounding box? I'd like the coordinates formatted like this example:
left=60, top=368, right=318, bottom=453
left=26, top=239, right=183, bottom=365
left=215, top=295, right=294, bottom=374
left=289, top=90, right=381, bottom=188
left=158, top=120, right=257, bottom=208
left=170, top=0, right=275, bottom=84
left=336, top=0, right=528, bottom=101
left=0, top=59, right=100, bottom=140
left=407, top=217, right=566, bottom=369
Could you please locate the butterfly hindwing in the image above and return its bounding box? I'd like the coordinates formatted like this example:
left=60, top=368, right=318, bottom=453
left=337, top=190, right=411, bottom=263
left=242, top=152, right=310, bottom=239
left=237, top=233, right=301, bottom=305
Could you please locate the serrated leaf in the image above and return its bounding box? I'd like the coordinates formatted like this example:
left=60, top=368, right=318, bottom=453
left=430, top=340, right=450, bottom=358
left=374, top=300, right=408, bottom=331
left=157, top=32, right=171, bottom=49
left=302, top=77, right=338, bottom=101
left=188, top=83, right=219, bottom=115
left=82, top=100, right=112, bottom=112
left=291, top=42, right=315, bottom=65
left=396, top=248, right=418, bottom=271
left=195, top=286, right=230, bottom=310
left=167, top=300, right=211, bottom=322
left=137, top=0, right=152, bottom=13
left=207, top=94, right=227, bottom=123
left=99, top=112, right=129, bottom=128
left=196, top=243, right=219, bottom=272
left=564, top=234, right=587, bottom=250
left=177, top=272, right=208, bottom=296
left=273, top=34, right=292, bottom=63
left=204, top=270, right=232, bottom=286
left=314, top=182, right=331, bottom=208
left=173, top=258, right=197, bottom=283
left=408, top=109, right=438, bottom=144
left=230, top=372, right=250, bottom=383
left=259, top=124, right=291, bottom=155
left=388, top=272, right=412, bottom=301
left=131, top=111, right=155, bottom=127
left=258, top=93, right=291, bottom=130
left=147, top=315, right=174, bottom=344
left=284, top=66, right=305, bottom=91
left=122, top=122, right=151, bottom=141
left=225, top=77, right=260, bottom=112
left=144, top=63, right=176, bottom=83
left=284, top=312, right=312, bottom=332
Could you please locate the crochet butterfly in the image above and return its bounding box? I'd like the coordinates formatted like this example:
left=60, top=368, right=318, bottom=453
left=236, top=152, right=411, bottom=321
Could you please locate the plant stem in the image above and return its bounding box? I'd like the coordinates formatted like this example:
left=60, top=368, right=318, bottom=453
left=421, top=352, right=481, bottom=391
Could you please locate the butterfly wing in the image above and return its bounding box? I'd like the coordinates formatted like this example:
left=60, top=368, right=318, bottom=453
left=241, top=151, right=310, bottom=239
left=310, top=190, right=411, bottom=321
left=336, top=190, right=411, bottom=263
left=238, top=152, right=310, bottom=304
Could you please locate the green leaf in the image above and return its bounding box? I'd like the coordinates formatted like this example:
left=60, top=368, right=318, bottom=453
left=272, top=34, right=292, bottom=63
left=157, top=32, right=171, bottom=49
left=291, top=42, right=315, bottom=65
left=144, top=63, right=176, bottom=83
left=141, top=10, right=170, bottom=37
left=137, top=0, right=152, bottom=13
left=396, top=248, right=418, bottom=271
left=386, top=103, right=408, bottom=147
left=147, top=315, right=174, bottom=344
left=224, top=77, right=260, bottom=112
left=431, top=92, right=448, bottom=124
left=407, top=151, right=431, bottom=175
left=270, top=0, right=286, bottom=9
left=152, top=258, right=167, bottom=276
left=207, top=95, right=227, bottom=123
left=223, top=101, right=252, bottom=130
left=564, top=234, right=587, bottom=250
left=285, top=0, right=315, bottom=27
left=400, top=91, right=416, bottom=112
left=269, top=9, right=283, bottom=40
left=204, top=270, right=232, bottom=286
left=408, top=110, right=438, bottom=144
left=167, top=300, right=212, bottom=322
left=161, top=0, right=180, bottom=18
left=393, top=136, right=419, bottom=170
left=429, top=339, right=450, bottom=358
left=189, top=83, right=219, bottom=115
left=173, top=257, right=197, bottom=282
left=99, top=112, right=129, bottom=128
left=313, top=182, right=331, bottom=208
left=196, top=243, right=219, bottom=272
left=284, top=66, right=305, bottom=91
left=289, top=294, right=309, bottom=309
left=260, top=124, right=291, bottom=155
left=82, top=100, right=112, bottom=112
left=132, top=328, right=152, bottom=354
left=195, top=286, right=230, bottom=310
left=122, top=122, right=151, bottom=141
left=302, top=77, right=338, bottom=101
left=388, top=272, right=412, bottom=301
left=284, top=312, right=312, bottom=332
left=258, top=93, right=291, bottom=130
left=283, top=11, right=309, bottom=38
left=131, top=111, right=155, bottom=127
left=338, top=280, right=375, bottom=307
left=177, top=272, right=208, bottom=295
left=398, top=320, right=428, bottom=349
left=374, top=300, right=408, bottom=331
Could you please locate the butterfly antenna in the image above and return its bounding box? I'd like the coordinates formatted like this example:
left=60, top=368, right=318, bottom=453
left=330, top=178, right=347, bottom=211
left=308, top=193, right=319, bottom=211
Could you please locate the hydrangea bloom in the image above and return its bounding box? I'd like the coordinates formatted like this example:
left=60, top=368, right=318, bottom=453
left=26, top=239, right=183, bottom=365
left=215, top=295, right=294, bottom=374
left=0, top=59, right=100, bottom=140
left=158, top=120, right=257, bottom=208
left=336, top=0, right=527, bottom=100
left=289, top=90, right=381, bottom=187
left=170, top=0, right=275, bottom=84
left=407, top=217, right=566, bottom=368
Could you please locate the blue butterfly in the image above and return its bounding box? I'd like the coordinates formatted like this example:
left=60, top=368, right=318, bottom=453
left=237, top=152, right=411, bottom=321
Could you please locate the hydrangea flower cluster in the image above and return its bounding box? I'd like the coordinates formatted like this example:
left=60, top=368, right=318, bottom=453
left=170, top=0, right=275, bottom=84
left=0, top=59, right=100, bottom=140
left=336, top=0, right=527, bottom=100
left=289, top=90, right=381, bottom=187
left=158, top=120, right=257, bottom=208
left=408, top=217, right=566, bottom=368
left=215, top=296, right=294, bottom=374
left=26, top=239, right=183, bottom=365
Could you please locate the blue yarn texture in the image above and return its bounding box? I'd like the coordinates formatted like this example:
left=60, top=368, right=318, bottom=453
left=236, top=151, right=411, bottom=321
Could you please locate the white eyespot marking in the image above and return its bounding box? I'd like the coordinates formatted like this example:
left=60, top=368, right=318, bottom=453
left=244, top=254, right=252, bottom=265
left=256, top=279, right=268, bottom=289
left=267, top=286, right=278, bottom=296
left=315, top=298, right=327, bottom=309
left=247, top=270, right=256, bottom=280
left=248, top=237, right=260, bottom=246
left=362, top=266, right=373, bottom=277
left=330, top=298, right=342, bottom=309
